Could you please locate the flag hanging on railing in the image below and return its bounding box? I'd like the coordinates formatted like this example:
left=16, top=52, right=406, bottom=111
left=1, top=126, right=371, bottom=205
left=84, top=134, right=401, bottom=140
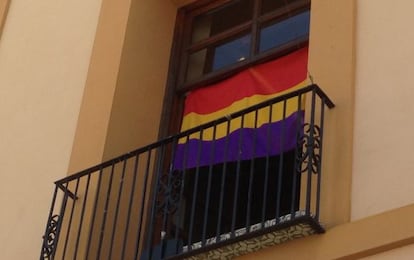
left=174, top=47, right=309, bottom=170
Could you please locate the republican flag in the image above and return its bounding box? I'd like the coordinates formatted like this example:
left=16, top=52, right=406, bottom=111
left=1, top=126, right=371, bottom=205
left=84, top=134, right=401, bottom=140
left=174, top=47, right=309, bottom=170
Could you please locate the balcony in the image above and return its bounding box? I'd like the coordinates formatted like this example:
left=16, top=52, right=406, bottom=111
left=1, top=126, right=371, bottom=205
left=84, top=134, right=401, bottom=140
left=41, top=84, right=334, bottom=260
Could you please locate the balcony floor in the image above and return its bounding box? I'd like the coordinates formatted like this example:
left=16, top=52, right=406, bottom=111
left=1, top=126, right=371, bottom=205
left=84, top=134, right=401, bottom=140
left=169, top=215, right=324, bottom=260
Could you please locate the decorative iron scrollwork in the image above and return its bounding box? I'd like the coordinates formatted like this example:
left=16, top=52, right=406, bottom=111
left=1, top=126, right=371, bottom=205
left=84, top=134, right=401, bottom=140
left=42, top=214, right=60, bottom=260
left=156, top=170, right=183, bottom=214
left=296, top=123, right=321, bottom=175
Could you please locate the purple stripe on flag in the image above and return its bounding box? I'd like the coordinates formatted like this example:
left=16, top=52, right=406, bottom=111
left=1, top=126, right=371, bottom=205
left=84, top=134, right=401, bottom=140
left=173, top=111, right=303, bottom=170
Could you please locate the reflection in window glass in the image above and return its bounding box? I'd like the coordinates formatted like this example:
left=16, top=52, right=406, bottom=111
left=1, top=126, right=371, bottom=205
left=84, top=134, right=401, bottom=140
left=185, top=1, right=311, bottom=82
left=212, top=34, right=251, bottom=71
left=186, top=34, right=251, bottom=81
left=191, top=0, right=253, bottom=43
left=186, top=49, right=207, bottom=82
left=259, top=11, right=310, bottom=52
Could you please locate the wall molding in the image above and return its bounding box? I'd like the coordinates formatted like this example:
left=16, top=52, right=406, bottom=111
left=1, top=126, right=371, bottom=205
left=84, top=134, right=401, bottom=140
left=237, top=203, right=414, bottom=259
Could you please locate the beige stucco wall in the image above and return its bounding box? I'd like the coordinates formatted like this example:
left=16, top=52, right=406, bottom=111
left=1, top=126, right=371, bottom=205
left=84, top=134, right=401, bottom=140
left=361, top=244, right=414, bottom=260
left=68, top=0, right=177, bottom=171
left=0, top=0, right=102, bottom=258
left=4, top=0, right=413, bottom=258
left=0, top=0, right=10, bottom=37
left=352, top=0, right=414, bottom=220
left=67, top=0, right=133, bottom=173
left=238, top=204, right=414, bottom=260
left=102, top=0, right=176, bottom=160
left=307, top=0, right=355, bottom=227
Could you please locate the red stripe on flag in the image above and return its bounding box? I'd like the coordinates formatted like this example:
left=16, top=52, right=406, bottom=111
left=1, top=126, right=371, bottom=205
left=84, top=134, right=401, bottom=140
left=183, top=47, right=308, bottom=116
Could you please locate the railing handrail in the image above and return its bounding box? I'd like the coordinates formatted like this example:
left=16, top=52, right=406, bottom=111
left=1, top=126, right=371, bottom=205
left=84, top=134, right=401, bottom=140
left=43, top=84, right=334, bottom=260
left=56, top=84, right=334, bottom=186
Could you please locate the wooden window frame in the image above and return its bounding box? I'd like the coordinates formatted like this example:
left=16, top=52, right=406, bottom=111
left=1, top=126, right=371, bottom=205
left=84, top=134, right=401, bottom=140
left=159, top=0, right=310, bottom=138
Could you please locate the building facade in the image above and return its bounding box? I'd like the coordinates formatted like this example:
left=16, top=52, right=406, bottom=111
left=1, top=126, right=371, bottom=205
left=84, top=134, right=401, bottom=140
left=1, top=0, right=414, bottom=259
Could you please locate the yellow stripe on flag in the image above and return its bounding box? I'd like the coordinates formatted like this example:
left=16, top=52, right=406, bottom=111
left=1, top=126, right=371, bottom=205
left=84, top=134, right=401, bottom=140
left=179, top=80, right=307, bottom=143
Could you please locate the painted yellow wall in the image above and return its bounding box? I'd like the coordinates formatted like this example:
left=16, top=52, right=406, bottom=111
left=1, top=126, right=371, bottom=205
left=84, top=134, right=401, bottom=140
left=68, top=0, right=177, bottom=171
left=102, top=0, right=177, bottom=160
left=0, top=0, right=102, bottom=258
left=238, top=204, right=414, bottom=260
left=2, top=0, right=410, bottom=258
left=361, top=244, right=414, bottom=260
left=67, top=0, right=132, bottom=173
left=352, top=0, right=414, bottom=220
left=307, top=0, right=355, bottom=227
left=0, top=0, right=10, bottom=37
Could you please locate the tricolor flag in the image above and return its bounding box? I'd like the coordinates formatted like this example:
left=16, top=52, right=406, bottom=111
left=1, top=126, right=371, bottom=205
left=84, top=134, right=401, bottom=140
left=174, top=47, right=309, bottom=170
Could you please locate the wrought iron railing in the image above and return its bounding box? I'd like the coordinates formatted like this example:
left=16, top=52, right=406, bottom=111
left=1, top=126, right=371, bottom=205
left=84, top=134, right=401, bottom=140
left=40, top=84, right=334, bottom=260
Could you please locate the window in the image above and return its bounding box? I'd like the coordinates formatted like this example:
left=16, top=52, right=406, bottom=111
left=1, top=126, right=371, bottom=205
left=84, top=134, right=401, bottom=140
left=175, top=0, right=310, bottom=90
left=162, top=0, right=310, bottom=136
left=160, top=0, right=311, bottom=250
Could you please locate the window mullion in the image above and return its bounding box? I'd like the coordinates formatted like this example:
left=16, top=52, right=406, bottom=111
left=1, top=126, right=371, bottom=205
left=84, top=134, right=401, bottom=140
left=186, top=21, right=252, bottom=53
left=177, top=14, right=193, bottom=91
left=250, top=0, right=261, bottom=58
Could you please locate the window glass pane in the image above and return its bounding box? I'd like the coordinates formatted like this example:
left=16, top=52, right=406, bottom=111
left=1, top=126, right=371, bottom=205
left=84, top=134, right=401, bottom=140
left=186, top=49, right=207, bottom=82
left=259, top=11, right=310, bottom=52
left=212, top=34, right=251, bottom=71
left=261, top=0, right=304, bottom=15
left=191, top=0, right=254, bottom=43
left=186, top=34, right=251, bottom=82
